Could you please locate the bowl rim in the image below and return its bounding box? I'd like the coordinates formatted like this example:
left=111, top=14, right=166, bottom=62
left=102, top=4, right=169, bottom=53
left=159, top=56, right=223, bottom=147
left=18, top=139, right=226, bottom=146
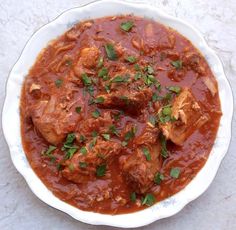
left=2, top=0, right=233, bottom=228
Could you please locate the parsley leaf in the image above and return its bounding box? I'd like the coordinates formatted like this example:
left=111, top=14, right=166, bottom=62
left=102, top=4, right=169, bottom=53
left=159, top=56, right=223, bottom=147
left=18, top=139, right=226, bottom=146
left=92, top=109, right=100, bottom=118
left=160, top=134, right=168, bottom=158
left=75, top=106, right=82, bottom=113
left=42, top=145, right=57, bottom=162
left=120, top=21, right=134, bottom=32
left=96, top=164, right=106, bottom=177
left=97, top=56, right=104, bottom=68
left=170, top=167, right=180, bottom=178
left=102, top=133, right=110, bottom=141
left=125, top=56, right=137, bottom=63
left=79, top=162, right=87, bottom=168
left=105, top=43, right=117, bottom=60
left=168, top=86, right=181, bottom=94
left=171, top=60, right=182, bottom=70
left=124, top=127, right=136, bottom=142
left=55, top=79, right=63, bottom=88
left=154, top=172, right=164, bottom=185
left=142, top=147, right=151, bottom=161
left=109, top=125, right=119, bottom=136
left=130, top=192, right=136, bottom=202
left=98, top=67, right=108, bottom=78
left=82, top=73, right=92, bottom=86
left=142, top=193, right=156, bottom=206
left=80, top=146, right=87, bottom=155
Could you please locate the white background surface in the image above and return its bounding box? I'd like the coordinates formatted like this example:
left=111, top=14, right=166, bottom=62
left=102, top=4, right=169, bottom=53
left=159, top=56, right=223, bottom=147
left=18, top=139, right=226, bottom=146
left=0, top=0, right=235, bottom=229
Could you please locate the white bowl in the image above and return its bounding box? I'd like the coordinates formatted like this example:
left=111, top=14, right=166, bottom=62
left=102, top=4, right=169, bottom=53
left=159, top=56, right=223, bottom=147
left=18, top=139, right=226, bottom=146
left=2, top=0, right=233, bottom=228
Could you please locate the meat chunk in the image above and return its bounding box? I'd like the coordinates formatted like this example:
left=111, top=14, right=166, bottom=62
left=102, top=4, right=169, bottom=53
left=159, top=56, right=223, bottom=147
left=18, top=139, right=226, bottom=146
left=119, top=143, right=161, bottom=194
left=183, top=52, right=205, bottom=75
left=78, top=111, right=113, bottom=137
left=73, top=46, right=100, bottom=77
left=160, top=88, right=209, bottom=145
left=96, top=88, right=152, bottom=115
left=134, top=125, right=159, bottom=146
left=31, top=96, right=80, bottom=145
left=62, top=138, right=122, bottom=184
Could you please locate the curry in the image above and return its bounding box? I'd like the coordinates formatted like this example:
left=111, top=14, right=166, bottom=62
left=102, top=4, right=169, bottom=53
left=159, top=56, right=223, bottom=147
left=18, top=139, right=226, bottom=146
left=20, top=15, right=221, bottom=214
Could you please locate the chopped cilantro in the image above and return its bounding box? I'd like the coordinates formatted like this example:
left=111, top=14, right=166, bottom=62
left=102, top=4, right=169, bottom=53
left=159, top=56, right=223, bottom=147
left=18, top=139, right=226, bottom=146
left=148, top=116, right=157, bottom=127
left=102, top=133, right=110, bottom=141
left=160, top=134, right=168, bottom=158
left=42, top=145, right=57, bottom=162
left=109, top=125, right=119, bottom=136
left=168, top=86, right=181, bottom=94
left=97, top=56, right=104, bottom=68
left=98, top=67, right=108, bottom=78
left=96, top=164, right=106, bottom=177
left=91, top=131, right=98, bottom=137
left=65, top=147, right=78, bottom=159
left=105, top=43, right=117, bottom=60
left=134, top=63, right=141, bottom=71
left=142, top=147, right=151, bottom=161
left=154, top=172, right=164, bottom=185
left=80, top=146, right=87, bottom=155
left=120, top=21, right=134, bottom=32
left=92, top=109, right=100, bottom=118
left=170, top=167, right=180, bottom=178
left=75, top=106, right=82, bottom=114
left=142, top=193, right=156, bottom=206
left=171, top=60, right=183, bottom=70
left=55, top=79, right=63, bottom=88
left=79, top=162, right=87, bottom=168
left=82, top=73, right=92, bottom=86
left=124, top=127, right=136, bottom=142
left=125, top=56, right=137, bottom=63
left=130, top=192, right=136, bottom=202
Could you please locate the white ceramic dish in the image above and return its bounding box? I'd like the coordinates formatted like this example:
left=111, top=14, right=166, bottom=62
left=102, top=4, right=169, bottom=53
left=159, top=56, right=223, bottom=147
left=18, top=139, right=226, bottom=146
left=2, top=0, right=233, bottom=228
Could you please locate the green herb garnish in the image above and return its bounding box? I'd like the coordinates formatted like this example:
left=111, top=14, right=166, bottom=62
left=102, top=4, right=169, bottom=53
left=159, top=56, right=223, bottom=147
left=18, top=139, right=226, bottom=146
left=42, top=145, right=57, bottom=162
left=82, top=73, right=92, bottom=86
left=170, top=167, right=180, bottom=179
left=142, top=147, right=151, bottom=161
left=97, top=56, right=104, bottom=68
left=154, top=172, right=164, bottom=185
left=130, top=192, right=136, bottom=202
left=98, top=67, right=108, bottom=78
left=105, top=43, right=117, bottom=60
left=125, top=56, right=137, bottom=63
left=55, top=79, right=63, bottom=88
left=171, top=60, right=182, bottom=70
left=79, top=162, right=87, bottom=168
left=120, top=21, right=134, bottom=32
left=92, top=109, right=100, bottom=118
left=142, top=193, right=155, bottom=206
left=168, top=86, right=181, bottom=94
left=80, top=146, right=87, bottom=155
left=102, top=133, right=110, bottom=141
left=75, top=106, right=82, bottom=114
left=96, top=164, right=106, bottom=177
left=160, top=134, right=168, bottom=158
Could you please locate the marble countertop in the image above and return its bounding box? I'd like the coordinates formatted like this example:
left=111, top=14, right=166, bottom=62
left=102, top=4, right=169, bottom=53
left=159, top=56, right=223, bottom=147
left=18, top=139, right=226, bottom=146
left=0, top=0, right=235, bottom=229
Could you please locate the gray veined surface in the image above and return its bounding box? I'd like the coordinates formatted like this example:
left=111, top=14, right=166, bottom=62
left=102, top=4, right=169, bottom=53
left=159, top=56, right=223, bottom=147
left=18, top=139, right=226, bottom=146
left=0, top=0, right=236, bottom=229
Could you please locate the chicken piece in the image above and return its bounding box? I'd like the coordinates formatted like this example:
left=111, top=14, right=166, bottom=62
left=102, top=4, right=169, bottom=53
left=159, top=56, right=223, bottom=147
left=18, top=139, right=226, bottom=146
left=183, top=52, right=205, bottom=75
left=160, top=88, right=209, bottom=145
left=119, top=143, right=161, bottom=194
left=73, top=46, right=100, bottom=77
left=78, top=111, right=113, bottom=137
left=96, top=88, right=152, bottom=115
left=31, top=95, right=80, bottom=145
left=134, top=125, right=159, bottom=146
left=62, top=138, right=122, bottom=184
